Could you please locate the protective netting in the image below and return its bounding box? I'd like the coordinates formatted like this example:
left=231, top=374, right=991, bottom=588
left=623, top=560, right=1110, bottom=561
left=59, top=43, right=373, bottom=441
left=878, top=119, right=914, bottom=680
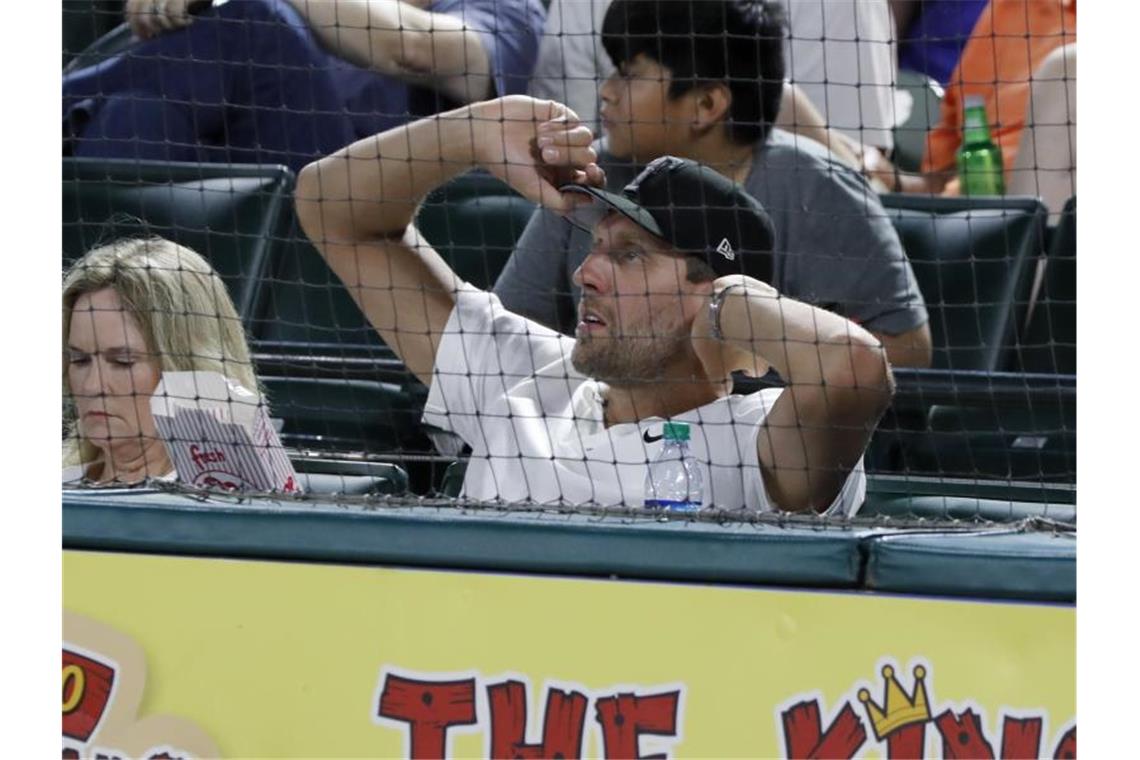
left=62, top=0, right=1076, bottom=528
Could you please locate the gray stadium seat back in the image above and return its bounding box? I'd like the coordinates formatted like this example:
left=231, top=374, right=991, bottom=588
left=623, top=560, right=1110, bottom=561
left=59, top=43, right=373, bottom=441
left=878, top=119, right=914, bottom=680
left=880, top=194, right=1047, bottom=371
left=63, top=157, right=294, bottom=324
left=254, top=171, right=532, bottom=351
left=418, top=180, right=537, bottom=289
left=262, top=376, right=430, bottom=454
left=252, top=221, right=388, bottom=351
left=63, top=3, right=127, bottom=70
left=920, top=400, right=1075, bottom=481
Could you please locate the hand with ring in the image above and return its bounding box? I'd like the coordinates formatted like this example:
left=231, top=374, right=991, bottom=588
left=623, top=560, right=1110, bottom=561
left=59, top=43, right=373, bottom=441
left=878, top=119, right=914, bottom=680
left=125, top=0, right=199, bottom=41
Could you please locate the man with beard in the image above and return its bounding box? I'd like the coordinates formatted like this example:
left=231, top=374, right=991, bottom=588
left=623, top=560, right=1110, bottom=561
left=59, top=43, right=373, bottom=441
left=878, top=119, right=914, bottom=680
left=295, top=96, right=894, bottom=515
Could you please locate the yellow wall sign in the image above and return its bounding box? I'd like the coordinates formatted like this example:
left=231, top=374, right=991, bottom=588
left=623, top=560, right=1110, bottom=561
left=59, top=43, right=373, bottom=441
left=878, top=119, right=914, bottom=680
left=63, top=550, right=1075, bottom=759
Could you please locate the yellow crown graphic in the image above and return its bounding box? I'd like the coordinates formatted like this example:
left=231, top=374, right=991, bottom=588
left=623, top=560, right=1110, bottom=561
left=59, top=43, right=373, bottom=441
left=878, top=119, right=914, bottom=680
left=857, top=664, right=932, bottom=741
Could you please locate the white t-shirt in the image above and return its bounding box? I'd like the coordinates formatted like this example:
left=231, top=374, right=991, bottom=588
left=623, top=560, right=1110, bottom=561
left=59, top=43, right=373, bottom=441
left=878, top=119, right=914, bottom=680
left=781, top=0, right=898, bottom=149
left=528, top=0, right=613, bottom=129
left=423, top=289, right=866, bottom=514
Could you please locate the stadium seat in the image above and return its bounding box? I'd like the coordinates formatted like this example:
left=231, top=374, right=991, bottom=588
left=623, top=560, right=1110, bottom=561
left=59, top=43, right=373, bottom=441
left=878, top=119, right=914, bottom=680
left=251, top=218, right=390, bottom=354
left=263, top=376, right=431, bottom=454
left=891, top=69, right=944, bottom=172
left=417, top=172, right=537, bottom=288
left=252, top=170, right=533, bottom=354
left=291, top=457, right=409, bottom=496
left=63, top=157, right=294, bottom=324
left=440, top=460, right=468, bottom=498
left=862, top=473, right=1075, bottom=523
left=1012, top=196, right=1076, bottom=375
left=921, top=395, right=1075, bottom=482
left=868, top=368, right=1075, bottom=482
left=63, top=3, right=126, bottom=69
left=879, top=193, right=1048, bottom=372
left=866, top=193, right=1069, bottom=482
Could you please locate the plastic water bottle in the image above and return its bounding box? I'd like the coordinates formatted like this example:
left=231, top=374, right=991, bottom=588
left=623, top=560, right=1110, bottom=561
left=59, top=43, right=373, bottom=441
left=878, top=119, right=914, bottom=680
left=957, top=96, right=1005, bottom=196
left=643, top=422, right=704, bottom=512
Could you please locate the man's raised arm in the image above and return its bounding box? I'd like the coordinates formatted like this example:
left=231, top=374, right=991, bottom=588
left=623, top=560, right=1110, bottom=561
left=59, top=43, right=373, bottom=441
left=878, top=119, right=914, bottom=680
left=694, top=276, right=895, bottom=513
left=294, top=96, right=601, bottom=383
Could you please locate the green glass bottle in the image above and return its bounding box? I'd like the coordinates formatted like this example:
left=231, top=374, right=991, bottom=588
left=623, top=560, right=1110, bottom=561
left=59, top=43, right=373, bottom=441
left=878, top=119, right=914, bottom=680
left=957, top=96, right=1005, bottom=196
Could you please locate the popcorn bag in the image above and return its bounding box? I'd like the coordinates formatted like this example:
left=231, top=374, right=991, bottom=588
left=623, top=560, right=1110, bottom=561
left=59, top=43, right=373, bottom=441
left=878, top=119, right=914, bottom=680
left=150, top=371, right=300, bottom=493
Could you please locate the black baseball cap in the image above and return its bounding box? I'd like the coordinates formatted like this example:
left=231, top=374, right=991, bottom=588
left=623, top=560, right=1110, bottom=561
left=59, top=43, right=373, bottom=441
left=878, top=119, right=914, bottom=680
left=560, top=156, right=775, bottom=282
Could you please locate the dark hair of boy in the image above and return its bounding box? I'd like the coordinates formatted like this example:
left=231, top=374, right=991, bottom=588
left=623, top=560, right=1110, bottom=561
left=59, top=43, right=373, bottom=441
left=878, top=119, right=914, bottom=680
left=600, top=0, right=787, bottom=146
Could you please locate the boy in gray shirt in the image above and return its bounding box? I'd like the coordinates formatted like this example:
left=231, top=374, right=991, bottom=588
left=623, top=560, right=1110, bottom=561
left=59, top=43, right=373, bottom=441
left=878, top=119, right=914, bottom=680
left=496, top=0, right=931, bottom=368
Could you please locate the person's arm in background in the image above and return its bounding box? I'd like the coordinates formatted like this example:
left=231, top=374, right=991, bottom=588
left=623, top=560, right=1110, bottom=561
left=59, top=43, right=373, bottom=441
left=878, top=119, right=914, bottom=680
left=861, top=144, right=953, bottom=194
left=775, top=82, right=867, bottom=174
left=294, top=96, right=601, bottom=383
left=778, top=85, right=924, bottom=196
left=285, top=0, right=493, bottom=103
left=693, top=275, right=894, bottom=512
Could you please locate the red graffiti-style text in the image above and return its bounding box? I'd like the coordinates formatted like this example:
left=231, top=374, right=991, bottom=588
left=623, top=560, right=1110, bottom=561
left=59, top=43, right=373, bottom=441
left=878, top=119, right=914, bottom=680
left=1053, top=726, right=1076, bottom=759
left=487, top=680, right=588, bottom=759
left=63, top=650, right=116, bottom=743
left=377, top=675, right=477, bottom=759
left=1000, top=717, right=1043, bottom=759
left=781, top=700, right=867, bottom=759
left=595, top=691, right=680, bottom=760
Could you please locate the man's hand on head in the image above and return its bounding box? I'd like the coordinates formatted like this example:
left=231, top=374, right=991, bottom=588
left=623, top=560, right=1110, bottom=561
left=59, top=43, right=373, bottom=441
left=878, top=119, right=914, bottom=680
left=470, top=97, right=605, bottom=213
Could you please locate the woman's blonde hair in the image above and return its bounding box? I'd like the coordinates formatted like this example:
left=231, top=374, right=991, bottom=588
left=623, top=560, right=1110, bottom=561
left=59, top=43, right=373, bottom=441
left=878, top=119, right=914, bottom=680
left=63, top=237, right=259, bottom=467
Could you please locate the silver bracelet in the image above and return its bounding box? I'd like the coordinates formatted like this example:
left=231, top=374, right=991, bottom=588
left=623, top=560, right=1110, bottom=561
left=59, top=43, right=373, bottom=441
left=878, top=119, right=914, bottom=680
left=708, top=284, right=746, bottom=341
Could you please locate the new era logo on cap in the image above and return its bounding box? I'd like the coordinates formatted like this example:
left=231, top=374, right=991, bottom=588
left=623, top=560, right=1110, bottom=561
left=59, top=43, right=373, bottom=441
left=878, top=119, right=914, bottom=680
left=716, top=238, right=735, bottom=261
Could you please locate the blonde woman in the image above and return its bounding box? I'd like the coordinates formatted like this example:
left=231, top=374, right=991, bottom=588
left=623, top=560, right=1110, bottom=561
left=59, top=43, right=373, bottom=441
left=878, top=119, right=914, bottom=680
left=63, top=237, right=258, bottom=484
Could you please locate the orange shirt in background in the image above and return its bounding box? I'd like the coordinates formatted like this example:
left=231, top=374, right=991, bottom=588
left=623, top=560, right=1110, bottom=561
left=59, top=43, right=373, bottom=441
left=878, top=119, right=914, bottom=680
left=921, top=0, right=1076, bottom=176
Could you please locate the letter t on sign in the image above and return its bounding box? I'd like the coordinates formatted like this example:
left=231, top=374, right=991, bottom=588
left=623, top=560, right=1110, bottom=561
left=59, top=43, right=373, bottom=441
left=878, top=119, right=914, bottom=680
left=377, top=674, right=477, bottom=759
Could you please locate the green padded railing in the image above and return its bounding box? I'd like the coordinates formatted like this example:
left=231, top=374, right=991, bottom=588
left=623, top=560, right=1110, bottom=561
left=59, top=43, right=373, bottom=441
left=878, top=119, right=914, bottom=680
left=63, top=482, right=1075, bottom=603
left=63, top=489, right=868, bottom=590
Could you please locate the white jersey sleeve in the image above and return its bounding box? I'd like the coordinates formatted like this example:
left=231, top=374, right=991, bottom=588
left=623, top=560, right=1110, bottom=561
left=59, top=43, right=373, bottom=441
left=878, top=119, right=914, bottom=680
left=422, top=287, right=577, bottom=447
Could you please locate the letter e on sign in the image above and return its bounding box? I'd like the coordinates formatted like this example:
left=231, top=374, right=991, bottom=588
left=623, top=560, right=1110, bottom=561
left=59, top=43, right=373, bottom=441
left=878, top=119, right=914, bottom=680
left=62, top=649, right=116, bottom=742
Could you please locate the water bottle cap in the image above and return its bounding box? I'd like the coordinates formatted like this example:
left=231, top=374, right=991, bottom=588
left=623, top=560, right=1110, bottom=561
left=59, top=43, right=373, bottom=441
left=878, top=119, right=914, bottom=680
left=663, top=422, right=691, bottom=441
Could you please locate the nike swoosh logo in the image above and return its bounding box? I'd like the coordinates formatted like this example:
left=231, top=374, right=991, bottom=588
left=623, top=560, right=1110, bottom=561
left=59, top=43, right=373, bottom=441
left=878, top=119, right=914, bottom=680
left=643, top=430, right=663, bottom=443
